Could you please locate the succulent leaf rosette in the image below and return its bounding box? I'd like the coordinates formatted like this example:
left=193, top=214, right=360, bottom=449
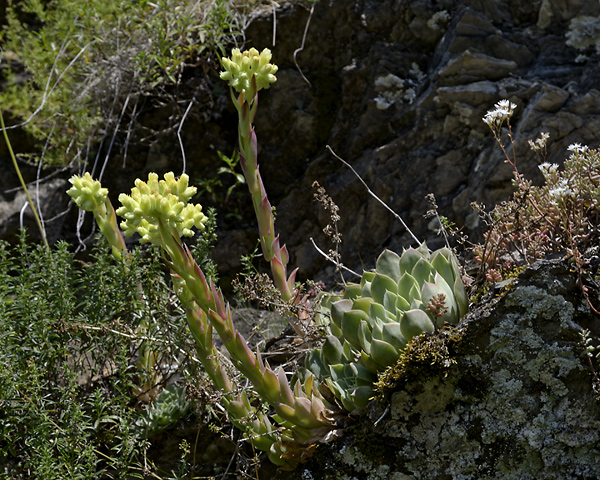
left=116, top=172, right=207, bottom=245
left=307, top=244, right=468, bottom=411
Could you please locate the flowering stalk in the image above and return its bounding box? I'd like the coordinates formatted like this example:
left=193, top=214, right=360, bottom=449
left=115, top=172, right=336, bottom=466
left=220, top=48, right=298, bottom=302
left=480, top=100, right=552, bottom=279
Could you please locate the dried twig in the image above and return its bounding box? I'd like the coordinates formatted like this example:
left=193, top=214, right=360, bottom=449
left=326, top=145, right=421, bottom=245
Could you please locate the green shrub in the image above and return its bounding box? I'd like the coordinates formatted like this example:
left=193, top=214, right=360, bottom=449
left=0, top=0, right=242, bottom=166
left=0, top=231, right=215, bottom=478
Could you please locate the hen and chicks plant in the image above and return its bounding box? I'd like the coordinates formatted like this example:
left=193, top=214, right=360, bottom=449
left=68, top=47, right=470, bottom=470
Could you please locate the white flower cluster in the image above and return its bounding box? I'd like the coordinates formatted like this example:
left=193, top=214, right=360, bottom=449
left=548, top=179, right=573, bottom=203
left=482, top=99, right=517, bottom=128
left=567, top=143, right=589, bottom=154
left=528, top=132, right=550, bottom=152
left=538, top=162, right=560, bottom=184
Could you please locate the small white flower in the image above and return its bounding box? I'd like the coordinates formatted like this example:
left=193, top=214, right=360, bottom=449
left=538, top=162, right=559, bottom=175
left=567, top=143, right=588, bottom=154
left=548, top=179, right=573, bottom=204
left=529, top=132, right=549, bottom=152
left=482, top=99, right=517, bottom=128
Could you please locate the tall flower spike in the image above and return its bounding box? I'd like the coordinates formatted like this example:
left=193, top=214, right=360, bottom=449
left=220, top=48, right=296, bottom=301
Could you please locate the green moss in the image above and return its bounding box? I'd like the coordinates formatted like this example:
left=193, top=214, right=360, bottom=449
left=374, top=323, right=465, bottom=402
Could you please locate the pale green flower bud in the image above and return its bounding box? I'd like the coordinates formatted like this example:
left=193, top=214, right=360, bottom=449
left=220, top=47, right=278, bottom=96
left=116, top=172, right=207, bottom=245
left=67, top=173, right=108, bottom=212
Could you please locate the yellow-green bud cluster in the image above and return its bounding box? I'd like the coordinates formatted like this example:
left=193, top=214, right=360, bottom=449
left=220, top=47, right=278, bottom=96
left=67, top=173, right=108, bottom=212
left=116, top=172, right=207, bottom=245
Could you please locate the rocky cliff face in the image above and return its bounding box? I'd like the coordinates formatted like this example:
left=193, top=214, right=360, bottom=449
left=240, top=0, right=600, bottom=283
left=284, top=259, right=600, bottom=479
left=4, top=0, right=600, bottom=286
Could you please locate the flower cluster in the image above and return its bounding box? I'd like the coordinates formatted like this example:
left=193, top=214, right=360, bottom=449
left=482, top=99, right=517, bottom=129
left=528, top=132, right=550, bottom=154
left=220, top=47, right=278, bottom=97
left=67, top=172, right=108, bottom=212
left=477, top=98, right=600, bottom=283
left=116, top=172, right=207, bottom=245
left=568, top=143, right=589, bottom=154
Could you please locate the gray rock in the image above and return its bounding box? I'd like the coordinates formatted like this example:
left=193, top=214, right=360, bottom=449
left=286, top=260, right=600, bottom=479
left=438, top=50, right=519, bottom=84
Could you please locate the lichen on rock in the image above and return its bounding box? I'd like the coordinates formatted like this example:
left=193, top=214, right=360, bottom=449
left=287, top=259, right=600, bottom=479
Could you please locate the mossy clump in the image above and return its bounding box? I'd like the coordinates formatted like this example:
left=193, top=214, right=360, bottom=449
left=373, top=323, right=465, bottom=402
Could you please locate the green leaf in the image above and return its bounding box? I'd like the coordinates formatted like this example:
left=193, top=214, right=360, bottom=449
left=399, top=247, right=423, bottom=274
left=360, top=350, right=380, bottom=374
left=430, top=248, right=456, bottom=289
left=369, top=301, right=389, bottom=325
left=370, top=272, right=398, bottom=305
left=342, top=310, right=369, bottom=350
left=411, top=258, right=434, bottom=285
left=350, top=385, right=374, bottom=409
left=330, top=299, right=353, bottom=330
left=398, top=272, right=419, bottom=301
left=400, top=309, right=434, bottom=341
left=375, top=249, right=401, bottom=282
left=321, top=335, right=344, bottom=365
left=353, top=297, right=373, bottom=314
left=343, top=283, right=362, bottom=300
left=370, top=338, right=400, bottom=368
left=305, top=350, right=327, bottom=379
left=357, top=320, right=372, bottom=354
left=381, top=322, right=407, bottom=351
left=383, top=290, right=398, bottom=313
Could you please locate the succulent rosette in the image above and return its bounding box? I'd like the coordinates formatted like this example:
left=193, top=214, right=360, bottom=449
left=306, top=244, right=468, bottom=411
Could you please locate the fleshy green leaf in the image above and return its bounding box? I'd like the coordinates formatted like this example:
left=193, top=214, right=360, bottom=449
left=370, top=272, right=398, bottom=305
left=330, top=299, right=353, bottom=330
left=400, top=308, right=435, bottom=341
left=341, top=309, right=369, bottom=350
left=370, top=338, right=399, bottom=368
left=375, top=249, right=401, bottom=282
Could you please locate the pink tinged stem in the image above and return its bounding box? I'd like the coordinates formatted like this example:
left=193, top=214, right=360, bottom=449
left=176, top=244, right=212, bottom=309
left=248, top=88, right=258, bottom=123
left=258, top=197, right=275, bottom=258
left=183, top=306, right=232, bottom=393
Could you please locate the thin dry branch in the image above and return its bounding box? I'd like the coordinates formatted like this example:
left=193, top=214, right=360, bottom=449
left=326, top=145, right=421, bottom=245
